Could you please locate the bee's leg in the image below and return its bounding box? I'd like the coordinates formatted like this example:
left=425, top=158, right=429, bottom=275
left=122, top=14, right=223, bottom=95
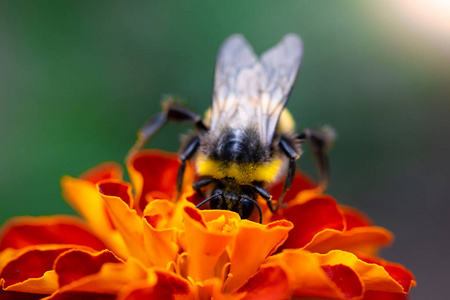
left=128, top=98, right=207, bottom=158
left=252, top=184, right=276, bottom=213
left=277, top=138, right=300, bottom=210
left=176, top=135, right=201, bottom=200
left=192, top=177, right=215, bottom=198
left=297, top=127, right=335, bottom=189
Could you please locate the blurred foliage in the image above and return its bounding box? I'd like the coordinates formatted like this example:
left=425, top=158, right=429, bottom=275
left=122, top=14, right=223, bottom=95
left=1, top=1, right=450, bottom=298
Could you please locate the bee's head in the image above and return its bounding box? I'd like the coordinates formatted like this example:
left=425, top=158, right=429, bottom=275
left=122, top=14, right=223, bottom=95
left=208, top=180, right=258, bottom=220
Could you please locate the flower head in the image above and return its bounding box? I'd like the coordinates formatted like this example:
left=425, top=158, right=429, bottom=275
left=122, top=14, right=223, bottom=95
left=0, top=150, right=415, bottom=299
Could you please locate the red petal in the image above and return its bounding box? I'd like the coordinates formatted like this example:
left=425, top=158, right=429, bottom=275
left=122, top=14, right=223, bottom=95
left=152, top=270, right=193, bottom=299
left=340, top=206, right=373, bottom=229
left=279, top=196, right=344, bottom=249
left=186, top=192, right=203, bottom=207
left=0, top=289, right=47, bottom=300
left=363, top=291, right=408, bottom=300
left=128, top=150, right=194, bottom=213
left=98, top=181, right=133, bottom=208
left=322, top=264, right=363, bottom=299
left=184, top=206, right=207, bottom=228
left=269, top=173, right=315, bottom=203
left=119, top=270, right=193, bottom=300
left=54, top=249, right=122, bottom=287
left=1, top=247, right=71, bottom=288
left=235, top=265, right=289, bottom=300
left=383, top=266, right=415, bottom=293
left=0, top=216, right=107, bottom=252
left=128, top=151, right=182, bottom=213
left=79, top=162, right=123, bottom=184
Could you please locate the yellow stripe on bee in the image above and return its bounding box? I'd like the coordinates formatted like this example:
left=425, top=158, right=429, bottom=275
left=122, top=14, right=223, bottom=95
left=196, top=155, right=282, bottom=185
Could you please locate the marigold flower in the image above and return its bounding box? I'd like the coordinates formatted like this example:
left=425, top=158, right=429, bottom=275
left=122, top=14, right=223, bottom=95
left=0, top=150, right=415, bottom=299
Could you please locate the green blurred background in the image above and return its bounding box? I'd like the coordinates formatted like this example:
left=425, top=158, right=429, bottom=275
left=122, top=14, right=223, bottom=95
left=1, top=1, right=449, bottom=298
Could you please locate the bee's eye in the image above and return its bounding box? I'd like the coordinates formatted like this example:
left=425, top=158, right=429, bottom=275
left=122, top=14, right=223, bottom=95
left=239, top=197, right=254, bottom=220
left=208, top=189, right=223, bottom=210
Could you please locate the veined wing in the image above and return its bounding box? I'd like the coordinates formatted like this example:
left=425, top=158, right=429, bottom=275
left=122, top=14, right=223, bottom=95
left=211, top=34, right=303, bottom=146
left=258, top=34, right=303, bottom=144
left=210, top=34, right=258, bottom=132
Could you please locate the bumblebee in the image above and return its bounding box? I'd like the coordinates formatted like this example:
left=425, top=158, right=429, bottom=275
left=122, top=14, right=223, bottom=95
left=129, top=34, right=333, bottom=223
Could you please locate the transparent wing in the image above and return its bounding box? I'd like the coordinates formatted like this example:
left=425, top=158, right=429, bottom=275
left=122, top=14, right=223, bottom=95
left=258, top=33, right=303, bottom=144
left=211, top=34, right=303, bottom=146
left=210, top=34, right=258, bottom=131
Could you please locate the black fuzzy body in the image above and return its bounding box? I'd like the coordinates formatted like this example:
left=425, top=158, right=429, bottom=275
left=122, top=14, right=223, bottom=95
left=205, top=126, right=271, bottom=164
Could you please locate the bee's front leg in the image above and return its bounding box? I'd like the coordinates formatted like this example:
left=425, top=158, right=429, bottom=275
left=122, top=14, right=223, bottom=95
left=252, top=183, right=276, bottom=213
left=128, top=97, right=207, bottom=158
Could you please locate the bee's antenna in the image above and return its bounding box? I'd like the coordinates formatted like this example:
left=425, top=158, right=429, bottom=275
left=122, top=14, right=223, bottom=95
left=241, top=196, right=263, bottom=224
left=196, top=193, right=222, bottom=209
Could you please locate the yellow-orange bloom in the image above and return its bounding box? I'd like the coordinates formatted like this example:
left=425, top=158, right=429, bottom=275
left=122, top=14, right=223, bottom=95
left=0, top=150, right=415, bottom=299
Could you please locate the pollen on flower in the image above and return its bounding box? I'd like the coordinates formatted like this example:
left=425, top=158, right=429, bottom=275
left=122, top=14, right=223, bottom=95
left=0, top=150, right=415, bottom=300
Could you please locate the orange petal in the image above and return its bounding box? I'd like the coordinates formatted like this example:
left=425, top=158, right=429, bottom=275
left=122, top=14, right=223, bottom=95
left=118, top=269, right=194, bottom=300
left=143, top=199, right=180, bottom=230
left=1, top=245, right=74, bottom=293
left=1, top=271, right=58, bottom=295
left=357, top=256, right=416, bottom=293
left=304, top=226, right=393, bottom=257
left=142, top=200, right=179, bottom=268
left=61, top=175, right=128, bottom=257
left=62, top=161, right=122, bottom=229
left=0, top=216, right=106, bottom=252
left=234, top=265, right=290, bottom=300
left=265, top=249, right=363, bottom=299
left=313, top=250, right=415, bottom=294
left=127, top=150, right=194, bottom=214
left=225, top=220, right=293, bottom=292
left=44, top=291, right=116, bottom=299
left=98, top=181, right=150, bottom=266
left=45, top=258, right=151, bottom=298
left=200, top=277, right=227, bottom=300
left=183, top=207, right=238, bottom=282
left=54, top=249, right=122, bottom=287
left=276, top=195, right=345, bottom=250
